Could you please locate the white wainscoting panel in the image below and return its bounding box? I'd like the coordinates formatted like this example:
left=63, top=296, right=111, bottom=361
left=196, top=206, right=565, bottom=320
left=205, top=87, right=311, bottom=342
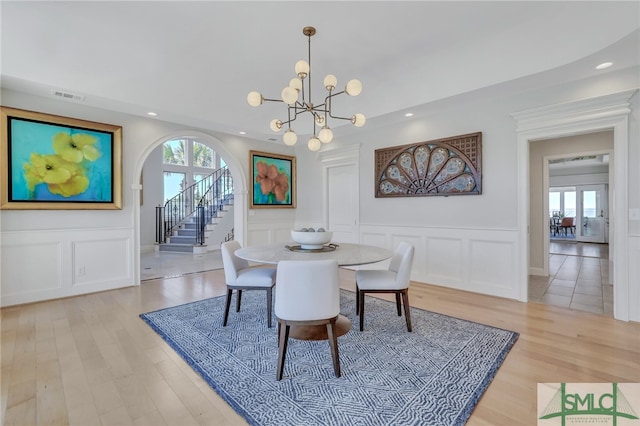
left=469, top=239, right=516, bottom=291
left=247, top=221, right=294, bottom=247
left=1, top=227, right=134, bottom=307
left=73, top=238, right=131, bottom=286
left=426, top=237, right=463, bottom=286
left=359, top=224, right=520, bottom=300
left=1, top=242, right=63, bottom=295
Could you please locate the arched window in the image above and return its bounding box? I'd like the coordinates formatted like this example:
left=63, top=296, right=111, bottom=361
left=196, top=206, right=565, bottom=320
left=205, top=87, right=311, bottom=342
left=162, top=138, right=221, bottom=202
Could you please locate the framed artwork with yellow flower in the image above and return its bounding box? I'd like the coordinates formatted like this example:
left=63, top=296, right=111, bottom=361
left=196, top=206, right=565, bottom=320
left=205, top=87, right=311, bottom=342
left=0, top=107, right=122, bottom=210
left=249, top=150, right=296, bottom=209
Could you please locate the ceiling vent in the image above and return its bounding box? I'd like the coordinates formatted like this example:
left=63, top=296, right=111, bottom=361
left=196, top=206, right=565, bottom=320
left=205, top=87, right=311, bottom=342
left=51, top=89, right=85, bottom=102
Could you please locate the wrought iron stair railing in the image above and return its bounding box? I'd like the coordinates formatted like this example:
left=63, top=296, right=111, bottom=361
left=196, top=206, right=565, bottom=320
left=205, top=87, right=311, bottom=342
left=156, top=166, right=233, bottom=246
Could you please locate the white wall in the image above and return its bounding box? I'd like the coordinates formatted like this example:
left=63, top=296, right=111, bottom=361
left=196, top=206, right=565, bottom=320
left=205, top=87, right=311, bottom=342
left=331, top=92, right=522, bottom=300
left=0, top=88, right=296, bottom=306
left=140, top=145, right=163, bottom=252
left=295, top=67, right=639, bottom=321
left=2, top=65, right=638, bottom=322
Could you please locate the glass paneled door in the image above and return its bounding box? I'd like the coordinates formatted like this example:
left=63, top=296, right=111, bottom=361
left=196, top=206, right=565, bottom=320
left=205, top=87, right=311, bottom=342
left=576, top=184, right=607, bottom=243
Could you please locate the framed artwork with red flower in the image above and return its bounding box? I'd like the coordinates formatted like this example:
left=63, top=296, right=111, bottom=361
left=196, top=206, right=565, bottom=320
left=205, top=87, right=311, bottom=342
left=0, top=107, right=122, bottom=210
left=249, top=150, right=296, bottom=209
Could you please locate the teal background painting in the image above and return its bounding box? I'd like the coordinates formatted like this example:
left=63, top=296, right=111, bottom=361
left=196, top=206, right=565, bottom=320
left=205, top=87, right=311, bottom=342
left=9, top=118, right=114, bottom=202
left=251, top=153, right=294, bottom=206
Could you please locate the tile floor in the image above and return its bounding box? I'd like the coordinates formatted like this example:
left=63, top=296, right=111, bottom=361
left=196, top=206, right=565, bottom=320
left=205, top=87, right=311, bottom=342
left=140, top=249, right=223, bottom=281
left=529, top=242, right=612, bottom=317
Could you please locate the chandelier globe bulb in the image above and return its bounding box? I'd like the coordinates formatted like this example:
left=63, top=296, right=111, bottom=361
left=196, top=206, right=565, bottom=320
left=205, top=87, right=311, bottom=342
left=318, top=127, right=333, bottom=143
left=308, top=136, right=321, bottom=151
left=351, top=113, right=366, bottom=127
left=295, top=60, right=310, bottom=79
left=345, top=79, right=363, bottom=96
left=283, top=129, right=298, bottom=146
left=289, top=78, right=302, bottom=91
left=281, top=86, right=298, bottom=105
left=323, top=74, right=337, bottom=91
left=247, top=91, right=263, bottom=107
left=270, top=119, right=283, bottom=132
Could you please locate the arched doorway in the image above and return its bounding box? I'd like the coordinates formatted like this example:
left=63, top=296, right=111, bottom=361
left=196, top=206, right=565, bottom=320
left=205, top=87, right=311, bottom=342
left=131, top=130, right=247, bottom=284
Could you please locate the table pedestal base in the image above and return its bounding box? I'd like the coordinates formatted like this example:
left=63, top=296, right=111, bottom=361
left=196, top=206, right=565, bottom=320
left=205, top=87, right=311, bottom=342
left=288, top=314, right=351, bottom=341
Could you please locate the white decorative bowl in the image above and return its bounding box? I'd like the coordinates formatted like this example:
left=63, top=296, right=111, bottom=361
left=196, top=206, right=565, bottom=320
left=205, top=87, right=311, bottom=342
left=291, top=230, right=333, bottom=250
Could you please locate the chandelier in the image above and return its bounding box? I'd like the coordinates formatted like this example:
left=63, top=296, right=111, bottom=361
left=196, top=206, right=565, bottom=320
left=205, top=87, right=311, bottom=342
left=247, top=26, right=365, bottom=152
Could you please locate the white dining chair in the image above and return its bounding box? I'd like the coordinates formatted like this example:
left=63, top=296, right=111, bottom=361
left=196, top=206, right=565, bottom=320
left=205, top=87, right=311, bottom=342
left=221, top=240, right=276, bottom=327
left=274, top=259, right=341, bottom=380
left=355, top=241, right=415, bottom=332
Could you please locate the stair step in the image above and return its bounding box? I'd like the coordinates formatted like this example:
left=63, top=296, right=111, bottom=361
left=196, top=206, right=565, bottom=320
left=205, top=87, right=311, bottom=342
left=177, top=229, right=197, bottom=236
left=168, top=236, right=197, bottom=244
left=184, top=217, right=221, bottom=229
left=158, top=243, right=196, bottom=253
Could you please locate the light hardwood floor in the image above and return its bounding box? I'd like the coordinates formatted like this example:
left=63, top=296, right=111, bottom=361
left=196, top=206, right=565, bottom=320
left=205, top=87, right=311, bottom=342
left=2, top=268, right=639, bottom=425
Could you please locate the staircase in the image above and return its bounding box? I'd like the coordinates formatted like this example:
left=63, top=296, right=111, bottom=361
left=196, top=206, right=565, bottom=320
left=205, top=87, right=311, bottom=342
left=159, top=196, right=234, bottom=253
left=156, top=167, right=234, bottom=253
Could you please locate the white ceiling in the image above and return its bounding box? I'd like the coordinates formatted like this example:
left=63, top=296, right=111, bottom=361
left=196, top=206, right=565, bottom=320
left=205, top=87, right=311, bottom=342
left=1, top=1, right=639, bottom=143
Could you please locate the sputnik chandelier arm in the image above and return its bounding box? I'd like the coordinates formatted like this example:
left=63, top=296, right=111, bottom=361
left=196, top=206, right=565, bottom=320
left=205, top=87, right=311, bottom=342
left=247, top=26, right=365, bottom=152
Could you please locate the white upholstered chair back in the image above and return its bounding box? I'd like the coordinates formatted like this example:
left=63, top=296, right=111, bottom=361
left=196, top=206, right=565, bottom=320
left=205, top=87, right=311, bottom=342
left=275, top=259, right=340, bottom=322
left=355, top=241, right=415, bottom=332
left=389, top=241, right=415, bottom=290
left=221, top=240, right=250, bottom=285
left=274, top=259, right=342, bottom=379
left=220, top=240, right=276, bottom=328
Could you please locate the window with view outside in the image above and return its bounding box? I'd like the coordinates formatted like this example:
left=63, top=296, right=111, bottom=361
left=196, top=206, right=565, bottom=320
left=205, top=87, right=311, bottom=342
left=163, top=139, right=186, bottom=165
left=162, top=139, right=220, bottom=202
left=163, top=171, right=185, bottom=203
left=583, top=191, right=597, bottom=218
left=193, top=142, right=213, bottom=168
left=194, top=174, right=207, bottom=183
left=549, top=187, right=576, bottom=217
left=564, top=191, right=576, bottom=218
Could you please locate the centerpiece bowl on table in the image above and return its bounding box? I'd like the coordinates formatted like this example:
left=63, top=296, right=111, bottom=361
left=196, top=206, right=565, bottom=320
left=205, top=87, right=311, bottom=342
left=290, top=228, right=333, bottom=250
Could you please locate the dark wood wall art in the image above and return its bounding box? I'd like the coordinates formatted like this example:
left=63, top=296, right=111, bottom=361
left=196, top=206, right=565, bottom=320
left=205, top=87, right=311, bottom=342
left=375, top=132, right=482, bottom=198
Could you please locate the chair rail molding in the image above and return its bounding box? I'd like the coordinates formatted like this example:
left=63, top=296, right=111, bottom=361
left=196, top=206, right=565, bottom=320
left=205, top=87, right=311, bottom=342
left=511, top=89, right=638, bottom=321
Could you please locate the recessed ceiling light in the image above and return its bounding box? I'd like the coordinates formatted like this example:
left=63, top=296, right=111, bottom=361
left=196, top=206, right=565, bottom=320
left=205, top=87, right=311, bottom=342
left=404, top=112, right=414, bottom=117
left=147, top=112, right=158, bottom=116
left=596, top=62, right=613, bottom=70
left=239, top=131, right=247, bottom=135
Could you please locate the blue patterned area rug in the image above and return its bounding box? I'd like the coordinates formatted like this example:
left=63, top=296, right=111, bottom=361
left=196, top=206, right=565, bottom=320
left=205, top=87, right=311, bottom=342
left=140, top=290, right=518, bottom=426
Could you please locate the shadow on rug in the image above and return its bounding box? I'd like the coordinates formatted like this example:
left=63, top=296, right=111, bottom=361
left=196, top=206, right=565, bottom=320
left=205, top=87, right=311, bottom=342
left=140, top=290, right=518, bottom=425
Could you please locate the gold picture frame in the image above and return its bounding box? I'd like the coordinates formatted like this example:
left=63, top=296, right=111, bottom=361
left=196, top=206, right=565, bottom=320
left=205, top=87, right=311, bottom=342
left=249, top=150, right=296, bottom=209
left=0, top=107, right=123, bottom=210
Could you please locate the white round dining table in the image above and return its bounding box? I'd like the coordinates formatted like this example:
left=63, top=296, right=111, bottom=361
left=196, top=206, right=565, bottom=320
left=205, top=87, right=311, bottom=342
left=235, top=242, right=392, bottom=267
left=235, top=242, right=392, bottom=340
